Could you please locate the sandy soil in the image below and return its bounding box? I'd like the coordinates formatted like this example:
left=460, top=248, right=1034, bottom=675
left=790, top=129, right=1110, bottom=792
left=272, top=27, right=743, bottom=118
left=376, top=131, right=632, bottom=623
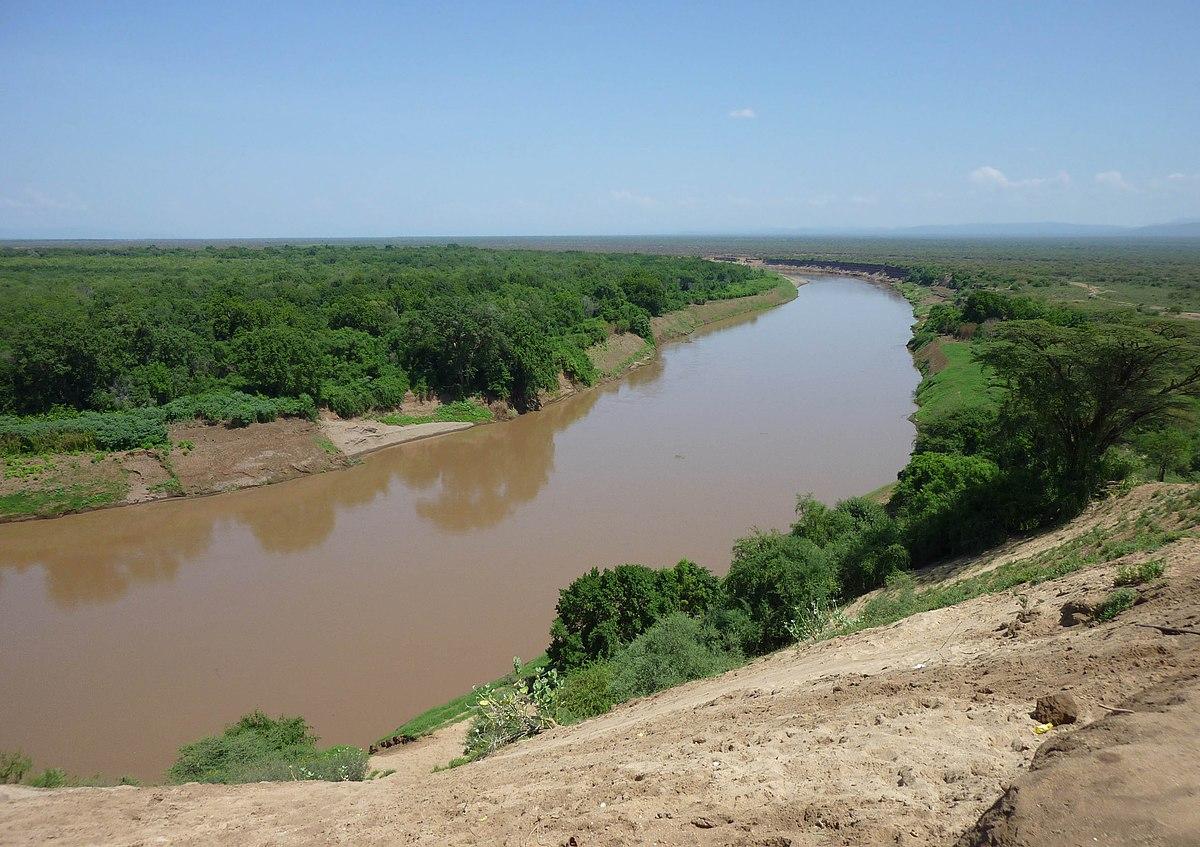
left=167, top=418, right=350, bottom=493
left=318, top=415, right=476, bottom=458
left=4, top=486, right=1197, bottom=846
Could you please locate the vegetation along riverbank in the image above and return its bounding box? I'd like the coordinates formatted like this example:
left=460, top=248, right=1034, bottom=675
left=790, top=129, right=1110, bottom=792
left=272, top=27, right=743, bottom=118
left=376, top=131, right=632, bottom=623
left=0, top=245, right=795, bottom=521
left=4, top=240, right=1200, bottom=846
left=365, top=240, right=1200, bottom=767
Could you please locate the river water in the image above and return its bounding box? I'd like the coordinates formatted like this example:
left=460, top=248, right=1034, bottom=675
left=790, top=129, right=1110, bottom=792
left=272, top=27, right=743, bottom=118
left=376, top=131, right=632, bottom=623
left=0, top=275, right=919, bottom=779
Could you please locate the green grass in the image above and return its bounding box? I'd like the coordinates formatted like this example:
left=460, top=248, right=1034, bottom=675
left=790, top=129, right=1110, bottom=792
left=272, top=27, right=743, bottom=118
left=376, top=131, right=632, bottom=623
left=1114, top=559, right=1166, bottom=587
left=375, top=655, right=548, bottom=744
left=377, top=400, right=493, bottom=427
left=1094, top=588, right=1138, bottom=622
left=315, top=436, right=341, bottom=455
left=0, top=478, right=128, bottom=519
left=2, top=456, right=57, bottom=480
left=849, top=517, right=1184, bottom=634
left=600, top=339, right=656, bottom=379
left=913, top=340, right=999, bottom=422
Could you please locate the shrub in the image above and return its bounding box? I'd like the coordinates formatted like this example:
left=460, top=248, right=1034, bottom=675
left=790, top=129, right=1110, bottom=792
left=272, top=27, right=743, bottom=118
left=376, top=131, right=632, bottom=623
left=0, top=751, right=32, bottom=784
left=464, top=660, right=559, bottom=759
left=700, top=605, right=762, bottom=657
left=722, top=531, right=838, bottom=654
left=785, top=597, right=852, bottom=643
left=1114, top=559, right=1165, bottom=587
left=167, top=710, right=366, bottom=784
left=913, top=406, right=999, bottom=457
left=222, top=745, right=368, bottom=783
left=606, top=613, right=740, bottom=702
left=890, top=452, right=1006, bottom=564
left=27, top=768, right=67, bottom=788
left=793, top=495, right=908, bottom=596
left=1094, top=587, right=1138, bottom=622
left=857, top=570, right=920, bottom=628
left=547, top=560, right=721, bottom=671
left=554, top=662, right=617, bottom=724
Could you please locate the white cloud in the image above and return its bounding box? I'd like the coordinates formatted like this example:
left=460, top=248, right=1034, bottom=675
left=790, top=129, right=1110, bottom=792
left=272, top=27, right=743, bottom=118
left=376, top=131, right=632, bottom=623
left=1168, top=172, right=1199, bottom=183
left=608, top=188, right=658, bottom=208
left=969, top=165, right=1070, bottom=190
left=1095, top=170, right=1133, bottom=191
left=728, top=108, right=757, bottom=119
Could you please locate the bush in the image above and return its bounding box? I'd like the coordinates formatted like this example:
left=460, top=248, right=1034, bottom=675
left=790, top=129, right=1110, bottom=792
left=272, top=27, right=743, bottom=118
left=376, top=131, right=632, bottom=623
left=890, top=452, right=1006, bottom=564
left=167, top=710, right=366, bottom=784
left=222, top=745, right=368, bottom=783
left=26, top=768, right=67, bottom=788
left=463, top=660, right=559, bottom=759
left=554, top=662, right=617, bottom=724
left=1114, top=559, right=1165, bottom=587
left=606, top=613, right=741, bottom=702
left=0, top=751, right=32, bottom=784
left=1094, top=587, right=1138, bottom=622
left=547, top=560, right=721, bottom=671
left=792, top=495, right=908, bottom=596
left=722, top=531, right=838, bottom=654
left=700, top=605, right=762, bottom=657
left=0, top=391, right=317, bottom=455
left=913, top=406, right=999, bottom=457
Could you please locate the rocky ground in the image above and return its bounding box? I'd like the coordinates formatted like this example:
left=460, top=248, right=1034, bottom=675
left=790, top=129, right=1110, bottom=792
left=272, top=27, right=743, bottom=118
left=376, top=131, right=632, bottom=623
left=2, top=485, right=1197, bottom=846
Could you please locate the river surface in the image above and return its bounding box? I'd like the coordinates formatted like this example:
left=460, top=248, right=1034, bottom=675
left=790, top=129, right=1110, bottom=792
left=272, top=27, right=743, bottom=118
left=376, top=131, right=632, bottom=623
left=0, top=275, right=919, bottom=779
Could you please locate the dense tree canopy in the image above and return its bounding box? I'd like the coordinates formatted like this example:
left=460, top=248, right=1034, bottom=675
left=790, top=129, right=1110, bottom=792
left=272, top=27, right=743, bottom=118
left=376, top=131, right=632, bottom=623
left=0, top=245, right=776, bottom=417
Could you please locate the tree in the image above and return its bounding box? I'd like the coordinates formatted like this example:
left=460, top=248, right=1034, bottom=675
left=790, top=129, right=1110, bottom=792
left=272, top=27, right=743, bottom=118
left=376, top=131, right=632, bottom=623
left=1136, top=427, right=1193, bottom=481
left=976, top=319, right=1200, bottom=508
left=721, top=531, right=837, bottom=653
left=547, top=561, right=720, bottom=672
left=890, top=452, right=1005, bottom=564
left=228, top=326, right=324, bottom=397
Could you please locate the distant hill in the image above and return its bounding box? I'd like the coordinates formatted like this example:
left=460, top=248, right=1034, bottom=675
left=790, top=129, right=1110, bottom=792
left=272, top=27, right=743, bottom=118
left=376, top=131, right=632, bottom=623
left=752, top=220, right=1200, bottom=239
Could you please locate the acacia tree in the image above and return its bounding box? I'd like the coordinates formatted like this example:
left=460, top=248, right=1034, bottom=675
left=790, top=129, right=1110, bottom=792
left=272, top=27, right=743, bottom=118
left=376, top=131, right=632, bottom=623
left=1136, top=427, right=1193, bottom=481
left=976, top=319, right=1200, bottom=506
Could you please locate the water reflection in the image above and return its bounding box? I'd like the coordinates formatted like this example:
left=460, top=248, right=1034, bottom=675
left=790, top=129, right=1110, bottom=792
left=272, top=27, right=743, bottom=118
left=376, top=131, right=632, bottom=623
left=394, top=386, right=601, bottom=532
left=0, top=506, right=213, bottom=605
left=0, top=367, right=615, bottom=603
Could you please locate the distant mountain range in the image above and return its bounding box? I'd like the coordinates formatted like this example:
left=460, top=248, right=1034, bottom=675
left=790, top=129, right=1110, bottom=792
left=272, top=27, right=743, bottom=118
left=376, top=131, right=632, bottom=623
left=754, top=220, right=1200, bottom=239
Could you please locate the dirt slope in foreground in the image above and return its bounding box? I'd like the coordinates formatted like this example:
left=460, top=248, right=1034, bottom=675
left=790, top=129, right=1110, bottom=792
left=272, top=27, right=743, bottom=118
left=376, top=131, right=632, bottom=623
left=2, top=494, right=1198, bottom=846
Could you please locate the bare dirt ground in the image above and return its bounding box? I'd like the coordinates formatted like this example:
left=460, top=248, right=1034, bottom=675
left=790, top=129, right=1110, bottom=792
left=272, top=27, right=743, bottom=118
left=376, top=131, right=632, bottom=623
left=318, top=414, right=475, bottom=458
left=3, top=485, right=1197, bottom=846
left=167, top=418, right=349, bottom=493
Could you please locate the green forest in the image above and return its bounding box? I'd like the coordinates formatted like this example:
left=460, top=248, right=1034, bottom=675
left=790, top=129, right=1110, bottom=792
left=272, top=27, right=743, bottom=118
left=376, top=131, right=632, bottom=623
left=0, top=245, right=776, bottom=454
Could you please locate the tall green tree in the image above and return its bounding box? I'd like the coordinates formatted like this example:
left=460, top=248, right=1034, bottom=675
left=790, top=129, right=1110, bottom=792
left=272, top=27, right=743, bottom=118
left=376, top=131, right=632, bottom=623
left=976, top=319, right=1200, bottom=507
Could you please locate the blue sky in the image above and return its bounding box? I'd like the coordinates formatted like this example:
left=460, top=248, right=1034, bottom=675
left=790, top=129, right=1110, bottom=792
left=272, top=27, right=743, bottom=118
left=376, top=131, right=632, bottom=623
left=2, top=1, right=1198, bottom=237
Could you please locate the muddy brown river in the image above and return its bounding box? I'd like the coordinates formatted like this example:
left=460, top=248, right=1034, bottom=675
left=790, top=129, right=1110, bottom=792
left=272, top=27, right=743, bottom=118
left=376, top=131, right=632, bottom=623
left=0, top=275, right=919, bottom=779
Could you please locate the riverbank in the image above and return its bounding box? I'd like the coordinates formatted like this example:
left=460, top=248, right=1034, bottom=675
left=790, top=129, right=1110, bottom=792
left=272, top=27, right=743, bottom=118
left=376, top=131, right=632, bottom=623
left=5, top=483, right=1197, bottom=845
left=0, top=276, right=799, bottom=523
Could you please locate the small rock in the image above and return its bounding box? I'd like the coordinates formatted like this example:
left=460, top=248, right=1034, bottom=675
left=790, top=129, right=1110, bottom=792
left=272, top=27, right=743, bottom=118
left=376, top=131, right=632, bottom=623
left=942, top=766, right=969, bottom=784
left=1032, top=693, right=1080, bottom=725
left=692, top=817, right=717, bottom=829
left=897, top=766, right=918, bottom=787
left=1010, top=737, right=1030, bottom=752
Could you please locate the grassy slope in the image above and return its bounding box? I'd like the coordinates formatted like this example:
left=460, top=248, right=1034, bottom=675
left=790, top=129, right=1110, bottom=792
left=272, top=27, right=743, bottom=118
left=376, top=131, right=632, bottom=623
left=913, top=339, right=998, bottom=423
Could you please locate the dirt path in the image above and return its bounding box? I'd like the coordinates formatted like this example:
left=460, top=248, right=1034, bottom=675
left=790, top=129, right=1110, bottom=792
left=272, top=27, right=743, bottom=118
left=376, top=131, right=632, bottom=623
left=4, top=513, right=1197, bottom=845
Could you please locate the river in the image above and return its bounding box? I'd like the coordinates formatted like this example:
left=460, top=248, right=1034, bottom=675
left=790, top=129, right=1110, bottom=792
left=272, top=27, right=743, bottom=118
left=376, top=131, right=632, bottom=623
left=0, top=275, right=919, bottom=779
